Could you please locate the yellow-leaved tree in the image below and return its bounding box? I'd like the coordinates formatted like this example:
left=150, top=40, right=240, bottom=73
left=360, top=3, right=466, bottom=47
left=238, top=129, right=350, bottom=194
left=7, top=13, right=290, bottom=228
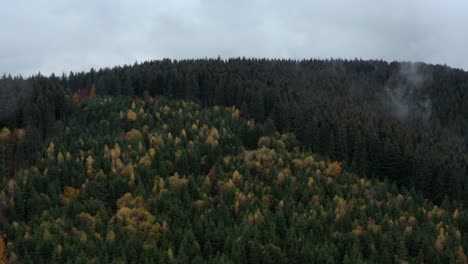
left=89, top=84, right=97, bottom=99
left=127, top=110, right=137, bottom=122
left=0, top=235, right=6, bottom=262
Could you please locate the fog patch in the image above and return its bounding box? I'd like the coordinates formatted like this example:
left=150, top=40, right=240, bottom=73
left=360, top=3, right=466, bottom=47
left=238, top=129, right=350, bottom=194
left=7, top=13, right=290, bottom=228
left=383, top=62, right=433, bottom=124
left=0, top=77, right=33, bottom=124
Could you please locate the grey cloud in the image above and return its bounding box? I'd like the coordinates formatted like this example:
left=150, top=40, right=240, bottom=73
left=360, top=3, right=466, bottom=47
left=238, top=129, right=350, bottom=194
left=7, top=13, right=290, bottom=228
left=1, top=0, right=467, bottom=76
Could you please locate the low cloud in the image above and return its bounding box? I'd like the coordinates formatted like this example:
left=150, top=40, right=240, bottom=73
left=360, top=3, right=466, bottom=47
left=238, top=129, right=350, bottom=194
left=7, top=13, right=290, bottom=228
left=383, top=62, right=433, bottom=124
left=0, top=1, right=468, bottom=76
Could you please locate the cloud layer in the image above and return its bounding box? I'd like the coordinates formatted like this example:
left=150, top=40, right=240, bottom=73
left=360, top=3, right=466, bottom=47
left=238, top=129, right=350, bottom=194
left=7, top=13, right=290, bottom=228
left=1, top=0, right=467, bottom=76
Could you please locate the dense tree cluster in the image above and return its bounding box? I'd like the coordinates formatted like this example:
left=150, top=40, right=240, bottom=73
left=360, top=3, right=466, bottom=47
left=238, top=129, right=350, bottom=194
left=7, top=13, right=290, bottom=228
left=1, top=58, right=467, bottom=205
left=0, top=74, right=71, bottom=180
left=1, top=96, right=467, bottom=263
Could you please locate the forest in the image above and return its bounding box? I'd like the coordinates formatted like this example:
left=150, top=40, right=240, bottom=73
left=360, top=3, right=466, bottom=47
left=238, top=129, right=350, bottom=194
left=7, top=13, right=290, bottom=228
left=1, top=58, right=467, bottom=204
left=0, top=58, right=468, bottom=262
left=0, top=95, right=467, bottom=263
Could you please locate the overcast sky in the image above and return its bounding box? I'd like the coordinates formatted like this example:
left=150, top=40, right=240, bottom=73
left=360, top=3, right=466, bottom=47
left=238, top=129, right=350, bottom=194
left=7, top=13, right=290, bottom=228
left=1, top=0, right=467, bottom=76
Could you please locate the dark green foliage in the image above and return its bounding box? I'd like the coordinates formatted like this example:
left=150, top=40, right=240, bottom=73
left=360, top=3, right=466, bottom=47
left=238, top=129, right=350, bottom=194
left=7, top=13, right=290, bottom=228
left=0, top=96, right=466, bottom=263
left=2, top=59, right=468, bottom=205
left=0, top=58, right=468, bottom=263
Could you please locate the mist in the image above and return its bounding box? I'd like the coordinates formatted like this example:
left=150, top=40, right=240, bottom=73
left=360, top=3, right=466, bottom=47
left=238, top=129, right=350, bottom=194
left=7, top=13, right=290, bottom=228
left=383, top=62, right=433, bottom=124
left=0, top=78, right=32, bottom=124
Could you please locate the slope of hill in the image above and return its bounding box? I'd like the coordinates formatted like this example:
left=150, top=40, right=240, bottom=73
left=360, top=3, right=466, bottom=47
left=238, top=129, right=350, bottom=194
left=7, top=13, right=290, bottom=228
left=0, top=96, right=467, bottom=263
left=1, top=58, right=467, bottom=206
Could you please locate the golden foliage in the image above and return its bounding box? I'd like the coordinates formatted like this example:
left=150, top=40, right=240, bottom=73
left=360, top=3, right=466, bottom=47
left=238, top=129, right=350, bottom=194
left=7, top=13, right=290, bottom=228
left=117, top=193, right=145, bottom=209
left=138, top=142, right=144, bottom=153
left=232, top=170, right=243, bottom=187
left=279, top=200, right=285, bottom=209
left=458, top=246, right=468, bottom=264
left=276, top=168, right=292, bottom=184
left=72, top=93, right=80, bottom=106
left=111, top=158, right=124, bottom=175
left=63, top=186, right=79, bottom=199
left=353, top=224, right=364, bottom=237
left=167, top=248, right=174, bottom=259
left=149, top=134, right=165, bottom=147
left=258, top=136, right=272, bottom=148
left=138, top=155, right=152, bottom=167
left=435, top=228, right=448, bottom=252
left=112, top=206, right=159, bottom=238
left=203, top=175, right=211, bottom=189
left=79, top=138, right=85, bottom=147
left=205, top=127, right=220, bottom=146
left=121, top=163, right=135, bottom=179
left=126, top=129, right=142, bottom=140
left=112, top=143, right=121, bottom=159
left=232, top=108, right=240, bottom=119
left=247, top=119, right=255, bottom=128
left=89, top=84, right=97, bottom=99
left=8, top=179, right=16, bottom=195
left=205, top=135, right=217, bottom=146
left=234, top=200, right=240, bottom=216
left=102, top=145, right=110, bottom=159
left=277, top=172, right=286, bottom=184
left=80, top=232, right=87, bottom=243
left=127, top=110, right=137, bottom=122
left=168, top=173, right=188, bottom=188
left=248, top=209, right=264, bottom=225
left=334, top=196, right=348, bottom=220
left=404, top=226, right=413, bottom=234
left=162, top=220, right=169, bottom=233
left=163, top=105, right=171, bottom=115
left=76, top=212, right=96, bottom=231
left=454, top=208, right=460, bottom=220
left=194, top=200, right=205, bottom=209
left=56, top=244, right=63, bottom=256
left=292, top=158, right=305, bottom=170
left=86, top=155, right=94, bottom=176
left=148, top=148, right=156, bottom=158
left=57, top=152, right=64, bottom=165
left=225, top=179, right=234, bottom=190
left=324, top=162, right=342, bottom=177
left=47, top=142, right=55, bottom=159
left=307, top=177, right=315, bottom=188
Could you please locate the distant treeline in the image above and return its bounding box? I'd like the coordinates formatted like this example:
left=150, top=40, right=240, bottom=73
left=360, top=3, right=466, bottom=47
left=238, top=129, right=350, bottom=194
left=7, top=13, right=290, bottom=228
left=1, top=58, right=467, bottom=205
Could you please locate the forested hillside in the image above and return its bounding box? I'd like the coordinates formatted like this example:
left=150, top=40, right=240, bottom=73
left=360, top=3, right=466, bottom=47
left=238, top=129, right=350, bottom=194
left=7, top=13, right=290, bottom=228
left=1, top=58, right=467, bottom=205
left=1, top=96, right=467, bottom=263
